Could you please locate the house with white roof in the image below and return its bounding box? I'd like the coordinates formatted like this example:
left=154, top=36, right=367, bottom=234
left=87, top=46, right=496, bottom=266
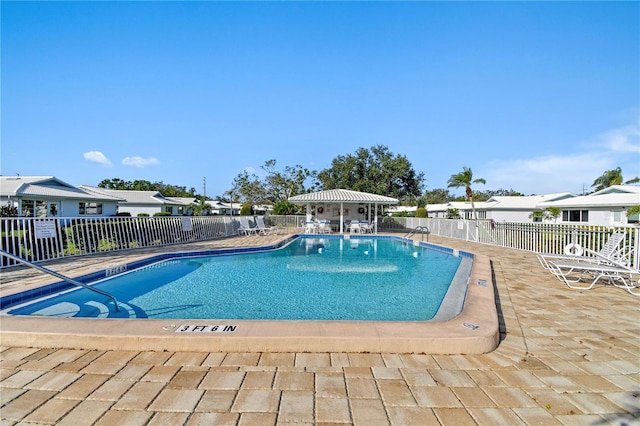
left=0, top=176, right=121, bottom=217
left=391, top=188, right=639, bottom=227
left=425, top=201, right=483, bottom=219
left=479, top=193, right=576, bottom=223
left=538, top=185, right=640, bottom=226
left=80, top=186, right=192, bottom=217
left=203, top=200, right=239, bottom=215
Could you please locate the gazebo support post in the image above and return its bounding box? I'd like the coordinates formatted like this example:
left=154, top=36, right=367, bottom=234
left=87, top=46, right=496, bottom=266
left=306, top=202, right=312, bottom=223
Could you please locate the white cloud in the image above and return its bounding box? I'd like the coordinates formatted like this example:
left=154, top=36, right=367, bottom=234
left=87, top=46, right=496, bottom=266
left=482, top=153, right=610, bottom=195
left=597, top=124, right=640, bottom=153
left=479, top=123, right=639, bottom=195
left=83, top=151, right=113, bottom=167
left=121, top=156, right=160, bottom=168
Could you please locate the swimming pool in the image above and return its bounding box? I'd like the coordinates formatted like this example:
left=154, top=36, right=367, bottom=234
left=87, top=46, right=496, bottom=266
left=0, top=234, right=499, bottom=353
left=4, top=236, right=468, bottom=322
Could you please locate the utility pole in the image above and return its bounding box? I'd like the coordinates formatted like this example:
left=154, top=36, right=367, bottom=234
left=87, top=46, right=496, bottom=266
left=203, top=177, right=206, bottom=198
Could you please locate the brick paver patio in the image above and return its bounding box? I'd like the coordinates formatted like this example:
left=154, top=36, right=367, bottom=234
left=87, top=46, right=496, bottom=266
left=1, top=232, right=638, bottom=425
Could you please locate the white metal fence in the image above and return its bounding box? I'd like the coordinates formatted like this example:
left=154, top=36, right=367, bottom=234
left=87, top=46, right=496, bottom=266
left=1, top=215, right=638, bottom=270
left=367, top=216, right=639, bottom=270
left=0, top=216, right=238, bottom=267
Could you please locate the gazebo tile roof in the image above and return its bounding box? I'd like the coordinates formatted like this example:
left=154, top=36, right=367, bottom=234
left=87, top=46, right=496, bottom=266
left=289, top=189, right=398, bottom=204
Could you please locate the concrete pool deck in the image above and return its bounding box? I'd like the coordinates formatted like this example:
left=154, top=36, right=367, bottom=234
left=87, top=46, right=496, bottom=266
left=1, top=232, right=638, bottom=424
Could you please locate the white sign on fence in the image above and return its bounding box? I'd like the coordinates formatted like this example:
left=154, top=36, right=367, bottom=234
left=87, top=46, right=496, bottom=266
left=34, top=221, right=57, bottom=239
left=181, top=217, right=193, bottom=231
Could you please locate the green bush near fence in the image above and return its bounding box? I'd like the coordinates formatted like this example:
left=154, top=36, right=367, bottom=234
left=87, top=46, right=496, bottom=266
left=63, top=220, right=129, bottom=253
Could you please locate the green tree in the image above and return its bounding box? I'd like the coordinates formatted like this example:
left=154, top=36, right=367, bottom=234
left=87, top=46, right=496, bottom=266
left=98, top=178, right=131, bottom=190
left=317, top=145, right=424, bottom=201
left=423, top=188, right=453, bottom=204
left=228, top=171, right=267, bottom=208
left=474, top=188, right=523, bottom=201
left=627, top=205, right=640, bottom=223
left=272, top=200, right=299, bottom=215
left=222, top=189, right=240, bottom=216
left=591, top=167, right=639, bottom=191
left=446, top=208, right=460, bottom=219
left=544, top=207, right=562, bottom=223
left=154, top=183, right=196, bottom=197
left=188, top=197, right=211, bottom=216
left=529, top=210, right=545, bottom=222
left=447, top=167, right=486, bottom=221
left=240, top=202, right=253, bottom=216
left=131, top=180, right=154, bottom=191
left=261, top=159, right=318, bottom=202
left=98, top=178, right=197, bottom=197
left=529, top=206, right=561, bottom=223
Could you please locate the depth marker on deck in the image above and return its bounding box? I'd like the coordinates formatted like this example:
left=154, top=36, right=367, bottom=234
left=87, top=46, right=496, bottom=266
left=175, top=325, right=238, bottom=333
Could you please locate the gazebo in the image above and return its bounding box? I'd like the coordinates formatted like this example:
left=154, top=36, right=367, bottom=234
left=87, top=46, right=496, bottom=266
left=288, top=189, right=399, bottom=233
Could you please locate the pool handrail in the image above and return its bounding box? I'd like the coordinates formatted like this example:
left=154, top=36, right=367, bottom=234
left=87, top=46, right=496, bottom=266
left=0, top=249, right=120, bottom=312
left=403, top=226, right=430, bottom=242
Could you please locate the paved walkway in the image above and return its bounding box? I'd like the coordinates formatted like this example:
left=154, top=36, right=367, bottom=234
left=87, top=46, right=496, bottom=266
left=1, top=233, right=638, bottom=425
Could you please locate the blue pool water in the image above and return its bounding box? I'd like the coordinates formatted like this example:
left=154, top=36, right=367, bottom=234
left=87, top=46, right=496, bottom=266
left=6, top=236, right=466, bottom=321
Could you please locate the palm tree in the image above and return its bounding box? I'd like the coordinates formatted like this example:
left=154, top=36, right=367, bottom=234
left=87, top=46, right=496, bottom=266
left=188, top=198, right=211, bottom=216
left=592, top=167, right=624, bottom=191
left=544, top=207, right=561, bottom=223
left=447, top=167, right=486, bottom=221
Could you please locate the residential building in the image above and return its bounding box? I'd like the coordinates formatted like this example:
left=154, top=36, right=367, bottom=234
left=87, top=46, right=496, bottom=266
left=80, top=186, right=192, bottom=216
left=389, top=187, right=639, bottom=227
left=538, top=185, right=640, bottom=226
left=0, top=176, right=121, bottom=217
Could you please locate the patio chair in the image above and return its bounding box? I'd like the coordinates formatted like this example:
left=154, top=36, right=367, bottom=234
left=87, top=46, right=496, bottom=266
left=318, top=220, right=332, bottom=234
left=237, top=217, right=258, bottom=236
left=546, top=251, right=639, bottom=295
left=304, top=221, right=317, bottom=234
left=536, top=231, right=627, bottom=271
left=360, top=219, right=376, bottom=234
left=255, top=216, right=277, bottom=235
left=349, top=220, right=360, bottom=234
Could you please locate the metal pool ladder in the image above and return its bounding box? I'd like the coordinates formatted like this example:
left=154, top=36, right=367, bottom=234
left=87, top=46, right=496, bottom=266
left=0, top=249, right=120, bottom=312
left=402, top=226, right=430, bottom=243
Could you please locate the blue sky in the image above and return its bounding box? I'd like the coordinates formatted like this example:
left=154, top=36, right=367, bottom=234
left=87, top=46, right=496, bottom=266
left=2, top=1, right=638, bottom=199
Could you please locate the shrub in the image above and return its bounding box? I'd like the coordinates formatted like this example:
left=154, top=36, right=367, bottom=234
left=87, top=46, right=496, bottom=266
left=415, top=207, right=427, bottom=218
left=0, top=202, right=18, bottom=217
left=272, top=200, right=298, bottom=215
left=240, top=203, right=252, bottom=216
left=392, top=211, right=412, bottom=217
left=446, top=208, right=460, bottom=219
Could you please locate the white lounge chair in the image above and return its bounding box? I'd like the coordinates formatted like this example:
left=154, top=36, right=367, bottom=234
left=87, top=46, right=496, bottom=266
left=237, top=217, right=258, bottom=235
left=536, top=231, right=627, bottom=271
left=255, top=216, right=277, bottom=235
left=547, top=251, right=639, bottom=295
